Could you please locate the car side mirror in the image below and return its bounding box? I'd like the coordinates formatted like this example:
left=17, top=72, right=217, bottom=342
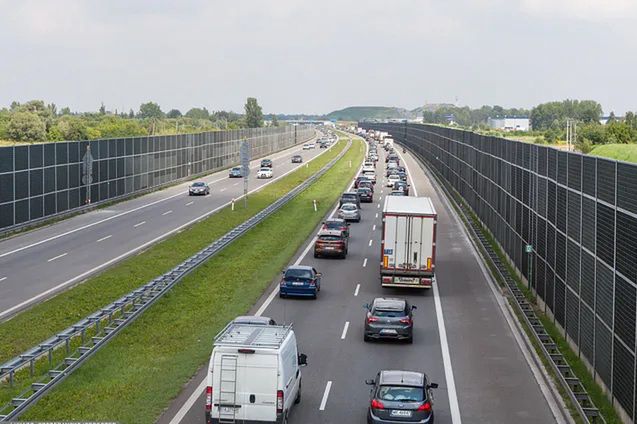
left=298, top=353, right=308, bottom=366
left=365, top=379, right=375, bottom=385
left=363, top=303, right=369, bottom=309
left=316, top=272, right=322, bottom=277
left=281, top=270, right=285, bottom=275
left=411, top=305, right=417, bottom=310
left=428, top=383, right=439, bottom=389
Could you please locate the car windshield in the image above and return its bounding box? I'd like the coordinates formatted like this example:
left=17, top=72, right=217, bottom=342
left=285, top=268, right=313, bottom=279
left=341, top=204, right=357, bottom=211
left=192, top=182, right=205, bottom=187
left=378, top=386, right=424, bottom=402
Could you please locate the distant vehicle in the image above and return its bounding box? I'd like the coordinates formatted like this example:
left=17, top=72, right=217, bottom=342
left=338, top=203, right=361, bottom=222
left=363, top=297, right=416, bottom=343
left=363, top=171, right=376, bottom=184
left=228, top=167, right=243, bottom=178
left=314, top=229, right=349, bottom=258
left=257, top=168, right=273, bottom=179
left=319, top=141, right=329, bottom=148
left=206, top=323, right=307, bottom=424
left=292, top=155, right=303, bottom=163
left=322, top=218, right=350, bottom=238
left=232, top=315, right=276, bottom=325
left=260, top=159, right=273, bottom=168
left=357, top=187, right=374, bottom=203
left=188, top=181, right=210, bottom=196
left=386, top=154, right=399, bottom=164
left=340, top=192, right=361, bottom=209
left=393, top=181, right=410, bottom=195
left=279, top=265, right=322, bottom=298
left=397, top=171, right=408, bottom=182
left=365, top=370, right=437, bottom=424
left=359, top=180, right=374, bottom=193
left=362, top=164, right=375, bottom=173
left=381, top=197, right=437, bottom=289
left=303, top=142, right=315, bottom=150
left=355, top=176, right=371, bottom=188
left=386, top=174, right=401, bottom=187
left=389, top=190, right=406, bottom=196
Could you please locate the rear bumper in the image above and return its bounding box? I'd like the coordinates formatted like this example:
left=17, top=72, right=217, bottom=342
left=367, top=409, right=432, bottom=424
left=365, top=326, right=412, bottom=340
left=315, top=247, right=346, bottom=257
left=208, top=414, right=283, bottom=424
left=280, top=287, right=317, bottom=297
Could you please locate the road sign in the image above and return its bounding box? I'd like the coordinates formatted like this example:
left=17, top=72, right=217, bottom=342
left=525, top=244, right=533, bottom=253
left=240, top=140, right=250, bottom=177
left=82, top=145, right=94, bottom=203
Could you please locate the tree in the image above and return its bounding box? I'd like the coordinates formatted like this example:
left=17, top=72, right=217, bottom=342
left=138, top=102, right=164, bottom=119
left=99, top=102, right=106, bottom=115
left=167, top=109, right=182, bottom=118
left=60, top=107, right=71, bottom=115
left=245, top=97, right=263, bottom=128
left=606, top=111, right=616, bottom=124
left=91, top=116, right=147, bottom=139
left=56, top=116, right=88, bottom=140
left=7, top=112, right=47, bottom=142
left=185, top=107, right=209, bottom=120
left=128, top=109, right=135, bottom=118
left=271, top=114, right=279, bottom=127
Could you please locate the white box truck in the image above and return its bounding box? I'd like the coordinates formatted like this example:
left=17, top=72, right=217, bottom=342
left=381, top=196, right=437, bottom=289
left=205, top=323, right=307, bottom=424
left=383, top=137, right=394, bottom=149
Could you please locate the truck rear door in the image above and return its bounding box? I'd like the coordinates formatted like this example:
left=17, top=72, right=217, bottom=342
left=411, top=215, right=434, bottom=271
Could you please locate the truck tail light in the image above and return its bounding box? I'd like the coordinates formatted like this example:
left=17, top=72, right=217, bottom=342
left=420, top=278, right=432, bottom=286
left=382, top=276, right=392, bottom=283
left=205, top=386, right=213, bottom=412
left=277, top=390, right=284, bottom=413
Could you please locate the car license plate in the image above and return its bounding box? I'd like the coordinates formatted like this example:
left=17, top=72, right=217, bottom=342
left=380, top=329, right=397, bottom=335
left=292, top=282, right=304, bottom=286
left=398, top=277, right=418, bottom=284
left=390, top=410, right=412, bottom=417
left=325, top=246, right=334, bottom=250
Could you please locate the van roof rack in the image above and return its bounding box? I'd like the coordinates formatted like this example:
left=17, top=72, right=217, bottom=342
left=214, top=323, right=293, bottom=349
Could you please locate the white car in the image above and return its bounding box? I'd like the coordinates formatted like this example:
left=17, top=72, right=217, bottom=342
left=363, top=171, right=376, bottom=183
left=387, top=174, right=401, bottom=187
left=362, top=164, right=375, bottom=173
left=257, top=167, right=273, bottom=179
left=303, top=143, right=315, bottom=150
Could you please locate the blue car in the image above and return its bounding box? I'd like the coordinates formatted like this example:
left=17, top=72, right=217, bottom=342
left=229, top=167, right=243, bottom=178
left=279, top=265, right=322, bottom=299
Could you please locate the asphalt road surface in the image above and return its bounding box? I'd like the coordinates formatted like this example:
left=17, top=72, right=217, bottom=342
left=0, top=136, right=332, bottom=319
left=160, top=140, right=565, bottom=424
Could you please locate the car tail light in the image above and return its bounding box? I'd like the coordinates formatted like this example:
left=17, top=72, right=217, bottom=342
left=417, top=402, right=432, bottom=412
left=399, top=317, right=413, bottom=325
left=367, top=316, right=379, bottom=323
left=205, top=386, right=213, bottom=412
left=277, top=390, right=284, bottom=413
left=371, top=399, right=384, bottom=410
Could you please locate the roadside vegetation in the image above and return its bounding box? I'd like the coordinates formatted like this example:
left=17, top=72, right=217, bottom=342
left=589, top=143, right=637, bottom=163
left=16, top=134, right=363, bottom=422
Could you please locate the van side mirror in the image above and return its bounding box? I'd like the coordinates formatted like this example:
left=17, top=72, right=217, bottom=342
left=365, top=379, right=375, bottom=385
left=428, top=383, right=439, bottom=389
left=298, top=353, right=308, bottom=366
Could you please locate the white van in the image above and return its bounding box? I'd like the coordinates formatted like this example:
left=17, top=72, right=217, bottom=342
left=205, top=323, right=307, bottom=424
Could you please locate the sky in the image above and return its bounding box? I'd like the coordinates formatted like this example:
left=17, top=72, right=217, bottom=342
left=0, top=0, right=636, bottom=115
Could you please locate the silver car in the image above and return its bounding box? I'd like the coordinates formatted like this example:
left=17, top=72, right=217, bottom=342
left=364, top=298, right=416, bottom=343
left=338, top=203, right=361, bottom=222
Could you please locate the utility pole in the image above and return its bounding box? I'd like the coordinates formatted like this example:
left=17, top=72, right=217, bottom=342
left=566, top=118, right=576, bottom=151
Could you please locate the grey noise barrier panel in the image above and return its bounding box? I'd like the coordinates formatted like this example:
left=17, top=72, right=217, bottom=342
left=0, top=138, right=352, bottom=421
left=362, top=122, right=637, bottom=422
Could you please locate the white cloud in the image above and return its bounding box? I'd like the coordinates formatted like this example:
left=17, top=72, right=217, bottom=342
left=520, top=0, right=637, bottom=20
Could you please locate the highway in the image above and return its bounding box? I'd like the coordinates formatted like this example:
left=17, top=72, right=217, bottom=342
left=160, top=139, right=567, bottom=423
left=0, top=136, right=329, bottom=319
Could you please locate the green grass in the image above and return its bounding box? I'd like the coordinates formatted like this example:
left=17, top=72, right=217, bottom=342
left=0, top=141, right=346, bottom=365
left=16, top=135, right=363, bottom=422
left=590, top=143, right=637, bottom=163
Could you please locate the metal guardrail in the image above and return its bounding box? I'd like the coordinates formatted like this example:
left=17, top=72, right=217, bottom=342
left=408, top=146, right=605, bottom=424
left=0, top=138, right=352, bottom=421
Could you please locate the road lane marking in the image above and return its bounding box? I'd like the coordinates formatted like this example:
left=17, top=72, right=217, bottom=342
left=377, top=203, right=380, bottom=208
left=354, top=283, right=360, bottom=296
left=319, top=381, right=332, bottom=411
left=162, top=210, right=173, bottom=216
left=134, top=221, right=146, bottom=228
left=341, top=321, right=350, bottom=340
left=233, top=182, right=239, bottom=186
left=368, top=239, right=373, bottom=247
left=0, top=277, right=6, bottom=282
left=375, top=213, right=378, bottom=219
left=220, top=188, right=226, bottom=192
left=372, top=224, right=376, bottom=231
left=96, top=235, right=112, bottom=243
left=363, top=258, right=368, bottom=267
left=396, top=149, right=418, bottom=197
left=185, top=201, right=194, bottom=206
left=47, top=253, right=68, bottom=262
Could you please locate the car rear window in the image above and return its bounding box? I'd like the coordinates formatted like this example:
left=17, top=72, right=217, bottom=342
left=378, top=386, right=424, bottom=402
left=341, top=204, right=357, bottom=211
left=285, top=269, right=312, bottom=279
left=192, top=182, right=205, bottom=187
left=373, top=308, right=406, bottom=317
left=319, top=235, right=341, bottom=241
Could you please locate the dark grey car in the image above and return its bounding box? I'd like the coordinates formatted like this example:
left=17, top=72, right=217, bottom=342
left=364, top=298, right=416, bottom=343
left=366, top=370, right=438, bottom=424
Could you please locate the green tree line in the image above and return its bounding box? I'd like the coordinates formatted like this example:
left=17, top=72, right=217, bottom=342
left=0, top=98, right=269, bottom=143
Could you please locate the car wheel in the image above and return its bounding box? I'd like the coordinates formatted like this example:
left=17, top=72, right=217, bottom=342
left=279, top=292, right=285, bottom=299
left=406, top=335, right=413, bottom=344
left=364, top=334, right=371, bottom=342
left=314, top=251, right=319, bottom=258
left=295, top=381, right=302, bottom=404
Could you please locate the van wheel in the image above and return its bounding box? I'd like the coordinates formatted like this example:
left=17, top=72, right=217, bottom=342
left=295, top=381, right=302, bottom=404
left=282, top=411, right=289, bottom=424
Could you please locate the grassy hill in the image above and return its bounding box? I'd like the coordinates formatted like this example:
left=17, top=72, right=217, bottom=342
left=325, top=106, right=413, bottom=121
left=590, top=144, right=637, bottom=163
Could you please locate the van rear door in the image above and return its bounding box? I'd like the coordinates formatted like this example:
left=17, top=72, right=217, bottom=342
left=236, top=352, right=279, bottom=421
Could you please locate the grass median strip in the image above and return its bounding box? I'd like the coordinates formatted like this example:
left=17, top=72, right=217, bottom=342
left=20, top=136, right=363, bottom=422
left=0, top=141, right=345, bottom=366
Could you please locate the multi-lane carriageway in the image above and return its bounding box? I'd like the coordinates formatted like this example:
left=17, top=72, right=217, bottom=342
left=0, top=136, right=329, bottom=320
left=161, top=141, right=570, bottom=423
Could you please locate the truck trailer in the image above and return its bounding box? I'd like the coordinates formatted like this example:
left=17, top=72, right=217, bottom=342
left=380, top=196, right=437, bottom=289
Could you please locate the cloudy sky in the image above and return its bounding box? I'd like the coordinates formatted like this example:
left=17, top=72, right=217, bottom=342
left=1, top=0, right=635, bottom=115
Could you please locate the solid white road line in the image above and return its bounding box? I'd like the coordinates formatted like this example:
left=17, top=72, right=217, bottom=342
left=354, top=283, right=360, bottom=296
left=368, top=239, right=373, bottom=247
left=233, top=182, right=239, bottom=186
left=372, top=224, right=376, bottom=231
left=396, top=149, right=418, bottom=197
left=134, top=221, right=146, bottom=228
left=363, top=258, right=368, bottom=267
left=162, top=210, right=173, bottom=216
left=375, top=213, right=378, bottom=219
left=220, top=188, right=226, bottom=192
left=319, top=381, right=333, bottom=411
left=0, top=144, right=328, bottom=321
left=96, top=235, right=112, bottom=243
left=47, top=253, right=68, bottom=262
left=377, top=204, right=380, bottom=209
left=0, top=277, right=7, bottom=282
left=185, top=201, right=194, bottom=206
left=341, top=321, right=350, bottom=340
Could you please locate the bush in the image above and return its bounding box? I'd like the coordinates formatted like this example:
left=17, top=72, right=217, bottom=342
left=7, top=112, right=46, bottom=142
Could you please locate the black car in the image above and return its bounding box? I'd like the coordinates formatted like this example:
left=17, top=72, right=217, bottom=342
left=393, top=181, right=410, bottom=195
left=260, top=159, right=273, bottom=168
left=292, top=155, right=303, bottom=163
left=397, top=171, right=408, bottom=182
left=359, top=180, right=374, bottom=193
left=355, top=176, right=371, bottom=188
left=340, top=192, right=361, bottom=209
left=357, top=187, right=373, bottom=203
left=188, top=181, right=210, bottom=196
left=365, top=370, right=438, bottom=424
left=364, top=298, right=416, bottom=343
